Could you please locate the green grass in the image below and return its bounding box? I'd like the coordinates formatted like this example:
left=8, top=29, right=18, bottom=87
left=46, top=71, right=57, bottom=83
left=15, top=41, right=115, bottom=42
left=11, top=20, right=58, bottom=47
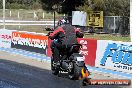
left=0, top=25, right=130, bottom=42
left=84, top=34, right=130, bottom=42
left=39, top=31, right=131, bottom=42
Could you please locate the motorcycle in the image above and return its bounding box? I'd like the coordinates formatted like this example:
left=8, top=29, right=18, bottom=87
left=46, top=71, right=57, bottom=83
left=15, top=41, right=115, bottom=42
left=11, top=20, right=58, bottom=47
left=51, top=40, right=89, bottom=80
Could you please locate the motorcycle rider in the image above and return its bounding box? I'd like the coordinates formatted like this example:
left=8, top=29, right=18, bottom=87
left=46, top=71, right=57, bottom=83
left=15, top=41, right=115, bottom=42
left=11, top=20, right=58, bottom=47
left=49, top=19, right=84, bottom=67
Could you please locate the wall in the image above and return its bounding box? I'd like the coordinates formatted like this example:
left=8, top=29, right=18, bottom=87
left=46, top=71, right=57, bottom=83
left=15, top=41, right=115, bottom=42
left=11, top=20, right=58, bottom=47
left=0, top=29, right=131, bottom=74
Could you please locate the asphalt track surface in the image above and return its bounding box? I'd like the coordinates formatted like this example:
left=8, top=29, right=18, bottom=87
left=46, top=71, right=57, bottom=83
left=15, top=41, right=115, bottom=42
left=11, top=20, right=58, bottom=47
left=0, top=51, right=131, bottom=88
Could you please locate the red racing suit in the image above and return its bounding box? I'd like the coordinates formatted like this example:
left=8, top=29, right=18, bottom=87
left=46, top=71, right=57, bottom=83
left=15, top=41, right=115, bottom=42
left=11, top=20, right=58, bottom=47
left=49, top=24, right=84, bottom=46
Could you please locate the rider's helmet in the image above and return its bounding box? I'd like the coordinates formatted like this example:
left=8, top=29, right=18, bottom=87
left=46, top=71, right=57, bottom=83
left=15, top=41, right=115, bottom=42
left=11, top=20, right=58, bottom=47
left=57, top=17, right=69, bottom=26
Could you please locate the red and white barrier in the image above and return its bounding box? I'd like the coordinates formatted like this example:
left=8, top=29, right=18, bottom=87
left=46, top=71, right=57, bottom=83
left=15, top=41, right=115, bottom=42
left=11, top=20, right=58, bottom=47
left=11, top=31, right=48, bottom=54
left=0, top=29, right=131, bottom=74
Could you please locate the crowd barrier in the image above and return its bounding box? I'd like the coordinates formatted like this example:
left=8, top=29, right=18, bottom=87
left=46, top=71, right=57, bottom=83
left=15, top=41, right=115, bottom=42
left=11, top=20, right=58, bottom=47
left=0, top=29, right=131, bottom=74
left=0, top=29, right=48, bottom=55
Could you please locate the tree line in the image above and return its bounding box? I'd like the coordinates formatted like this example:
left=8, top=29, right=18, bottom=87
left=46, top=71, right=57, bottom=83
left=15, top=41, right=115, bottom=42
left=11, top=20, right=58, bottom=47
left=0, top=0, right=41, bottom=9
left=0, top=0, right=129, bottom=16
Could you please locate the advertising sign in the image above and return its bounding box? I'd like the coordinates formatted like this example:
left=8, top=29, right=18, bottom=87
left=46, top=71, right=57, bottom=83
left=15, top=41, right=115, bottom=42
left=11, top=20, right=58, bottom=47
left=78, top=38, right=97, bottom=66
left=87, top=11, right=103, bottom=28
left=11, top=31, right=48, bottom=54
left=96, top=40, right=132, bottom=74
left=0, top=29, right=15, bottom=48
left=72, top=11, right=87, bottom=26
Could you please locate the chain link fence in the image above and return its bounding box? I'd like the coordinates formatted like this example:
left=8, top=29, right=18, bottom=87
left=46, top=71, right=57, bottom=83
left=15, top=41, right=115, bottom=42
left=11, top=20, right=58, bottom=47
left=0, top=9, right=64, bottom=32
left=82, top=16, right=130, bottom=42
left=103, top=16, right=130, bottom=34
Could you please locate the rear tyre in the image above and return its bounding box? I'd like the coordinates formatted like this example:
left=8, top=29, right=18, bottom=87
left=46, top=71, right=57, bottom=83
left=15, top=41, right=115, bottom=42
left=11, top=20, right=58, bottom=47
left=68, top=62, right=74, bottom=80
left=68, top=63, right=83, bottom=80
left=73, top=63, right=82, bottom=80
left=68, top=73, right=74, bottom=80
left=52, top=68, right=59, bottom=75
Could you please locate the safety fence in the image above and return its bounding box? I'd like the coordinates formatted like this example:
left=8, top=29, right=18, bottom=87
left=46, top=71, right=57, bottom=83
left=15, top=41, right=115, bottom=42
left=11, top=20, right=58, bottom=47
left=0, top=9, right=63, bottom=31
left=103, top=16, right=129, bottom=34
left=0, top=29, right=132, bottom=74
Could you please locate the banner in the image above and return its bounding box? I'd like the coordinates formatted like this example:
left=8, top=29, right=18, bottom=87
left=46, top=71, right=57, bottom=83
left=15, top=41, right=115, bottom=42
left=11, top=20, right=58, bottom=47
left=0, top=29, right=16, bottom=48
left=96, top=40, right=132, bottom=74
left=87, top=11, right=103, bottom=28
left=72, top=11, right=87, bottom=26
left=11, top=31, right=48, bottom=54
left=78, top=38, right=97, bottom=66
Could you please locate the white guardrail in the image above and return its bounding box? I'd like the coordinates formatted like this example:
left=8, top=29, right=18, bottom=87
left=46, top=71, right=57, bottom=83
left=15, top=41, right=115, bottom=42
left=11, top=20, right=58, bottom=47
left=0, top=20, right=58, bottom=26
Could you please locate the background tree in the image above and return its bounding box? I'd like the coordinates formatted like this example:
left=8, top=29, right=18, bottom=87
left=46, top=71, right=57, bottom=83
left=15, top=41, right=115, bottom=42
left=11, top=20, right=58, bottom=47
left=40, top=0, right=84, bottom=15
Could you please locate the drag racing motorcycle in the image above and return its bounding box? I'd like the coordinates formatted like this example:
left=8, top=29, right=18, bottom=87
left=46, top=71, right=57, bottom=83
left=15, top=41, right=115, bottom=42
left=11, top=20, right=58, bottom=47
left=51, top=40, right=89, bottom=80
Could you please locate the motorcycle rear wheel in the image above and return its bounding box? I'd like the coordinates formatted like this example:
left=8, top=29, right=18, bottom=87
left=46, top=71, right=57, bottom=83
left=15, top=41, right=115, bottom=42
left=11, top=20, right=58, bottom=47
left=69, top=63, right=83, bottom=80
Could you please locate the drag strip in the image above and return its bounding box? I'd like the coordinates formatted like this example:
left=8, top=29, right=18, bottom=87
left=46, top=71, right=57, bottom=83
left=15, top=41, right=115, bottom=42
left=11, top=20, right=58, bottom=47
left=0, top=51, right=131, bottom=88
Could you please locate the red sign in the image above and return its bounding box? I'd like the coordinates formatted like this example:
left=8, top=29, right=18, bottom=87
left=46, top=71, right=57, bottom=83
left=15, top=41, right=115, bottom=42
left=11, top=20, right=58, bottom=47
left=78, top=38, right=97, bottom=66
left=47, top=38, right=97, bottom=66
left=11, top=31, right=48, bottom=54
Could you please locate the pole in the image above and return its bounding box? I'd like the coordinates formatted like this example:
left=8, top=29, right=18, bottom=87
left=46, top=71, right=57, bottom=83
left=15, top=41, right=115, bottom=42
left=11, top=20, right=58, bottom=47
left=114, top=17, right=116, bottom=33
left=10, top=10, right=12, bottom=17
left=18, top=11, right=21, bottom=29
left=43, top=12, right=45, bottom=19
left=3, top=0, right=5, bottom=29
left=54, top=11, right=55, bottom=29
left=130, top=0, right=132, bottom=42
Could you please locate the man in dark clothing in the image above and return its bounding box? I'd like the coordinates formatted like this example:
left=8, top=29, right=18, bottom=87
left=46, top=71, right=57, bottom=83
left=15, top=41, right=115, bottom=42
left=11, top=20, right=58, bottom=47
left=49, top=24, right=84, bottom=65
